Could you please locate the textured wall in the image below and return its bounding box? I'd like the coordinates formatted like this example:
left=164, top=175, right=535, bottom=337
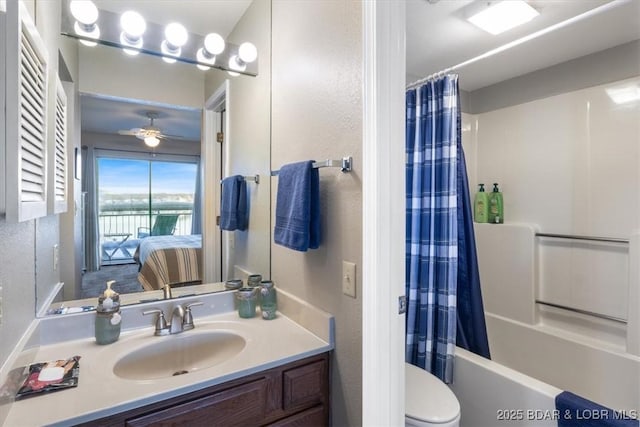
left=0, top=218, right=36, bottom=366
left=271, top=1, right=363, bottom=425
left=0, top=0, right=68, bottom=368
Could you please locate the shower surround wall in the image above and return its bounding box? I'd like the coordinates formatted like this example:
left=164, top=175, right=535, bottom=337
left=462, top=73, right=640, bottom=411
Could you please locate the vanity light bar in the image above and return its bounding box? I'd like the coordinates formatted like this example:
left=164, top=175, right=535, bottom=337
left=60, top=4, right=258, bottom=76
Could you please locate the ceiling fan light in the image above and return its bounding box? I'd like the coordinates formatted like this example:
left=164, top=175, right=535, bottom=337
left=144, top=135, right=160, bottom=147
left=467, top=1, right=539, bottom=35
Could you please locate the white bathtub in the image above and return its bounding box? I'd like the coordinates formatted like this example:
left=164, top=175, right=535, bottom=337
left=450, top=347, right=561, bottom=427
left=469, top=222, right=640, bottom=419
left=484, top=312, right=640, bottom=413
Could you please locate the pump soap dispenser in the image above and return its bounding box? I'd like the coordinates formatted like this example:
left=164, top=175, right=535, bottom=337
left=95, top=280, right=122, bottom=345
left=474, top=184, right=489, bottom=223
left=488, top=183, right=504, bottom=224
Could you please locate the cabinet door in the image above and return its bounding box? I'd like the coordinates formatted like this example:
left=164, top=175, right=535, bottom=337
left=267, top=405, right=326, bottom=427
left=49, top=76, right=68, bottom=214
left=125, top=378, right=267, bottom=427
left=283, top=360, right=328, bottom=413
left=4, top=1, right=49, bottom=222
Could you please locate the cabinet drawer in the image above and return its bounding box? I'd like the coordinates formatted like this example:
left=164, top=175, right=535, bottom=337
left=126, top=378, right=267, bottom=427
left=282, top=360, right=328, bottom=412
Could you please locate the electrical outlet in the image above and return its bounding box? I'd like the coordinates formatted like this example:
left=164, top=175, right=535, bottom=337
left=342, top=261, right=356, bottom=298
left=53, top=244, right=59, bottom=271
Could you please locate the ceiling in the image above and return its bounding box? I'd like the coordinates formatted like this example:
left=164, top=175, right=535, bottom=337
left=82, top=0, right=640, bottom=138
left=79, top=1, right=252, bottom=143
left=406, top=0, right=640, bottom=91
left=80, top=95, right=202, bottom=141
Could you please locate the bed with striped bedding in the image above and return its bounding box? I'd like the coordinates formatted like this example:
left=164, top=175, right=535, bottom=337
left=135, top=235, right=202, bottom=291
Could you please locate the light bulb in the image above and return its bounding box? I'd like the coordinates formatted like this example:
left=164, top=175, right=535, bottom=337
left=120, top=32, right=141, bottom=55
left=204, top=33, right=225, bottom=55
left=238, top=42, right=257, bottom=63
left=196, top=48, right=214, bottom=70
left=161, top=40, right=180, bottom=62
left=164, top=22, right=188, bottom=48
left=144, top=136, right=160, bottom=147
left=227, top=70, right=240, bottom=77
left=228, top=55, right=246, bottom=72
left=120, top=11, right=146, bottom=39
left=74, top=21, right=100, bottom=47
left=69, top=0, right=98, bottom=25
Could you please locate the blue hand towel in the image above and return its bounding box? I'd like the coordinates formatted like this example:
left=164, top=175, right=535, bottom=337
left=274, top=160, right=321, bottom=251
left=556, top=391, right=638, bottom=427
left=220, top=175, right=248, bottom=231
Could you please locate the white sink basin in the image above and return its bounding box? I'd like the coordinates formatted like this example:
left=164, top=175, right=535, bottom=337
left=113, top=331, right=246, bottom=380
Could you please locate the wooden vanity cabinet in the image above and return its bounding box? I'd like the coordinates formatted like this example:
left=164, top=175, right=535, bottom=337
left=77, top=352, right=330, bottom=427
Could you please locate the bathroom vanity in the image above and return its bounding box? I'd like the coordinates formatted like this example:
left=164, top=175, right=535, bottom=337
left=2, top=291, right=334, bottom=426
left=81, top=353, right=329, bottom=426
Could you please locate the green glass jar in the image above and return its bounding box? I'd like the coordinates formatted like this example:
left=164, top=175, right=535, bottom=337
left=236, top=287, right=257, bottom=318
left=259, top=280, right=277, bottom=320
left=224, top=279, right=243, bottom=290
left=247, top=274, right=262, bottom=288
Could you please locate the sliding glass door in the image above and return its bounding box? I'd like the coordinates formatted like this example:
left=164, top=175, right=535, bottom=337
left=96, top=157, right=197, bottom=265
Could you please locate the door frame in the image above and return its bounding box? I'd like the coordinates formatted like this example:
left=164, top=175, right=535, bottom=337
left=203, top=81, right=229, bottom=283
left=362, top=2, right=406, bottom=424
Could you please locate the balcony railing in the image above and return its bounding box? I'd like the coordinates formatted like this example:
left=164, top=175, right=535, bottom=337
left=99, top=209, right=193, bottom=265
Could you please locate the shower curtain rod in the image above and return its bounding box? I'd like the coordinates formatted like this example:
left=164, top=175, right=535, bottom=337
left=405, top=0, right=629, bottom=90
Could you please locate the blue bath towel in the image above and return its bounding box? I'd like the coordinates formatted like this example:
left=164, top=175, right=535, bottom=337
left=274, top=160, right=320, bottom=251
left=220, top=175, right=248, bottom=231
left=556, top=391, right=638, bottom=427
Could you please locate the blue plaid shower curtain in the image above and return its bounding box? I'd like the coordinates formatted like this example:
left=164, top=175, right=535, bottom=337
left=405, top=75, right=460, bottom=384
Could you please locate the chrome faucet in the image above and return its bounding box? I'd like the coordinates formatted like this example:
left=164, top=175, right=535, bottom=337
left=169, top=304, right=185, bottom=334
left=163, top=283, right=173, bottom=299
left=143, top=301, right=203, bottom=336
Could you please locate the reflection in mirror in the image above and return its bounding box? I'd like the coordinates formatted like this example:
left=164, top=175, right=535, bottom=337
left=37, top=0, right=271, bottom=316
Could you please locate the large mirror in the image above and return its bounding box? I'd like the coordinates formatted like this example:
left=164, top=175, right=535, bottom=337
left=37, top=0, right=272, bottom=315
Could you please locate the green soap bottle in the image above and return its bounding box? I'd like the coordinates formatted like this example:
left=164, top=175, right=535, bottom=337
left=489, top=183, right=504, bottom=224
left=474, top=184, right=489, bottom=223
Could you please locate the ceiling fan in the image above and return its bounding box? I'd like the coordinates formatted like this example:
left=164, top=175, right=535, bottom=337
left=118, top=112, right=186, bottom=147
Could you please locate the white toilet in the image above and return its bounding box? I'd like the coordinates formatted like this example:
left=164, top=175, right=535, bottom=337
left=405, top=363, right=461, bottom=427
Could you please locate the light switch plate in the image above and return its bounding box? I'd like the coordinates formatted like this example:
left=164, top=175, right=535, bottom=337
left=342, top=261, right=356, bottom=298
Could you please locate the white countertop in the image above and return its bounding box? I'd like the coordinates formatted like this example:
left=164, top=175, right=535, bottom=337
left=4, top=292, right=333, bottom=427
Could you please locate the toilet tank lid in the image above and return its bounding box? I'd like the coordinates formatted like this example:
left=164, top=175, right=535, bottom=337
left=405, top=363, right=461, bottom=423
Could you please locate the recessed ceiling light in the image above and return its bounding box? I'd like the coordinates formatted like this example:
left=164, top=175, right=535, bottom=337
left=467, top=1, right=539, bottom=35
left=606, top=85, right=640, bottom=105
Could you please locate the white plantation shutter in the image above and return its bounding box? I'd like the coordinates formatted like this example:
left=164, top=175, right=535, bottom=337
left=51, top=76, right=68, bottom=213
left=5, top=1, right=49, bottom=222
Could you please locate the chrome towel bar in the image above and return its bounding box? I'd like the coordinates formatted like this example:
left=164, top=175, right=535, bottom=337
left=271, top=156, right=353, bottom=176
left=535, top=300, right=627, bottom=324
left=536, top=232, right=628, bottom=244
left=220, top=175, right=260, bottom=184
